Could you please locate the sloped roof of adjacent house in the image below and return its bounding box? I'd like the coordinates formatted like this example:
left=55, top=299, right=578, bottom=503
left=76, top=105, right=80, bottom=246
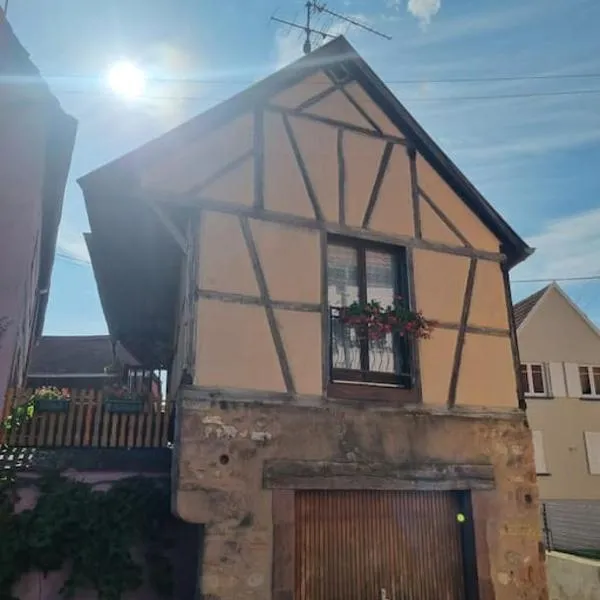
left=514, top=282, right=600, bottom=337
left=28, top=336, right=139, bottom=377
left=79, top=35, right=531, bottom=365
left=513, top=285, right=550, bottom=328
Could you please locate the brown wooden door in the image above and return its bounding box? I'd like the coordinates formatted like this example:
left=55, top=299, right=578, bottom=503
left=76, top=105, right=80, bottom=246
left=295, top=490, right=466, bottom=600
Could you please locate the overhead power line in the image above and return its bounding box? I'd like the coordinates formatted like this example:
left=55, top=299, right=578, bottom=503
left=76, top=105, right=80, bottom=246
left=30, top=71, right=600, bottom=86
left=40, top=86, right=600, bottom=103
left=512, top=275, right=600, bottom=284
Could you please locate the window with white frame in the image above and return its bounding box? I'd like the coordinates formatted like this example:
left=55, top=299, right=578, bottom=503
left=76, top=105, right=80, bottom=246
left=532, top=430, right=549, bottom=475
left=579, top=366, right=600, bottom=398
left=520, top=363, right=548, bottom=396
left=584, top=432, right=600, bottom=474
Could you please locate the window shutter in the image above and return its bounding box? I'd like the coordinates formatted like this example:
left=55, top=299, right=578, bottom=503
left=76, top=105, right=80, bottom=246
left=564, top=363, right=581, bottom=397
left=532, top=430, right=548, bottom=474
left=548, top=363, right=566, bottom=397
left=584, top=432, right=600, bottom=475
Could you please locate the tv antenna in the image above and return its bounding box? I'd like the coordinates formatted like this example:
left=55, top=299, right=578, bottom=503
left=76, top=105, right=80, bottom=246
left=271, top=1, right=391, bottom=55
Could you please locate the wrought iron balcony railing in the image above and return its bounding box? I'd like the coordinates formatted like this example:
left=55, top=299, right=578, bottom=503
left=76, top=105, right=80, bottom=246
left=329, top=307, right=412, bottom=387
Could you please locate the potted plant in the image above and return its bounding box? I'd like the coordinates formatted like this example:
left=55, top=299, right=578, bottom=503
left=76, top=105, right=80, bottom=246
left=338, top=297, right=437, bottom=341
left=103, top=382, right=144, bottom=414
left=31, top=386, right=70, bottom=413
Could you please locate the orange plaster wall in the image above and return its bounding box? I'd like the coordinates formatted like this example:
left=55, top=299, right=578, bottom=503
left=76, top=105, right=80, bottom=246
left=304, top=89, right=373, bottom=130
left=416, top=153, right=500, bottom=252
left=468, top=260, right=509, bottom=330
left=413, top=249, right=470, bottom=324
left=419, top=328, right=458, bottom=406
left=367, top=144, right=414, bottom=237
left=195, top=299, right=285, bottom=392
left=275, top=310, right=322, bottom=395
left=270, top=70, right=333, bottom=109
left=420, top=199, right=465, bottom=247
left=456, top=333, right=518, bottom=408
left=250, top=219, right=321, bottom=304
left=343, top=132, right=385, bottom=227
left=139, top=114, right=253, bottom=195
left=289, top=115, right=339, bottom=223
left=344, top=82, right=405, bottom=138
left=263, top=111, right=315, bottom=219
left=198, top=211, right=259, bottom=296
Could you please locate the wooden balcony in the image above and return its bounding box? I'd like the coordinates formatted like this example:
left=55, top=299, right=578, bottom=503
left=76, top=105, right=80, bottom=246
left=0, top=389, right=174, bottom=448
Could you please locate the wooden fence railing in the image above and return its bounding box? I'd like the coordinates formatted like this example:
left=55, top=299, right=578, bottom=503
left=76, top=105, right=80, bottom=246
left=0, top=389, right=174, bottom=448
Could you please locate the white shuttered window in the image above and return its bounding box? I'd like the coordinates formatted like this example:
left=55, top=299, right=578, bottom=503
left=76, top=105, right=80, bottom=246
left=532, top=430, right=549, bottom=474
left=584, top=432, right=600, bottom=474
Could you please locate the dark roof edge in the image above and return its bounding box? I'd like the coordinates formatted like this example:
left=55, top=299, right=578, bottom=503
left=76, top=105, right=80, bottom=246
left=35, top=110, right=78, bottom=339
left=342, top=45, right=531, bottom=269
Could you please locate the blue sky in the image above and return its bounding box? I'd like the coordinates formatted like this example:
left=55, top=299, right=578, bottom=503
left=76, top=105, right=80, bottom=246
left=8, top=0, right=600, bottom=333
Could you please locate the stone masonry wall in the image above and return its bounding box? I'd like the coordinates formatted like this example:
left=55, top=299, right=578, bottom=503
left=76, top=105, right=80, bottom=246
left=174, top=398, right=548, bottom=600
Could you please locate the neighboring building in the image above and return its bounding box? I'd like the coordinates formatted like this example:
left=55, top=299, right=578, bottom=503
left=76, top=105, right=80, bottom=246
left=80, top=37, right=547, bottom=600
left=516, top=282, right=600, bottom=500
left=27, top=335, right=141, bottom=390
left=0, top=9, right=77, bottom=404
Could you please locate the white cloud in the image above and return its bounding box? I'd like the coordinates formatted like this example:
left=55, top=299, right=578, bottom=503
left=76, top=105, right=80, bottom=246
left=407, top=0, right=441, bottom=27
left=512, top=208, right=600, bottom=282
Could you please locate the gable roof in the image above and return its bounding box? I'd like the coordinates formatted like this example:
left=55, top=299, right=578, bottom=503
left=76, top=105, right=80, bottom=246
left=513, top=285, right=550, bottom=328
left=79, top=36, right=530, bottom=268
left=514, top=282, right=600, bottom=338
left=28, top=336, right=139, bottom=376
left=79, top=36, right=532, bottom=364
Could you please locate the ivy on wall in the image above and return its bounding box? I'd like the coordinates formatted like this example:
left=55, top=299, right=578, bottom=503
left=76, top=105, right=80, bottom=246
left=0, top=474, right=173, bottom=600
left=0, top=407, right=174, bottom=600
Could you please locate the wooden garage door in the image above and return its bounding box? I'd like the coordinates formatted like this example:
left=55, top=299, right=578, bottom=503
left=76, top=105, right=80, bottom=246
left=295, top=490, right=466, bottom=600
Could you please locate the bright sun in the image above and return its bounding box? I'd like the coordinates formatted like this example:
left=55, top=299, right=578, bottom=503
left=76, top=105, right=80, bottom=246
left=107, top=61, right=146, bottom=99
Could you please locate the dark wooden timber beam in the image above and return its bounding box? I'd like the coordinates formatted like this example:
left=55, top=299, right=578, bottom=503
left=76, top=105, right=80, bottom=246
left=267, top=105, right=406, bottom=146
left=281, top=113, right=324, bottom=222
left=419, top=187, right=472, bottom=248
left=189, top=150, right=253, bottom=197
left=132, top=195, right=508, bottom=264
left=196, top=288, right=321, bottom=312
left=339, top=85, right=383, bottom=133
left=448, top=258, right=478, bottom=407
left=337, top=128, right=346, bottom=226
left=253, top=110, right=264, bottom=209
left=263, top=460, right=495, bottom=491
left=295, top=84, right=339, bottom=112
left=240, top=216, right=296, bottom=394
left=408, top=145, right=422, bottom=239
left=501, top=259, right=527, bottom=411
left=362, top=142, right=393, bottom=228
left=436, top=321, right=510, bottom=338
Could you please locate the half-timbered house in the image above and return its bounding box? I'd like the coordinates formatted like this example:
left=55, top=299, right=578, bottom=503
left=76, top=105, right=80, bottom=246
left=80, top=37, right=547, bottom=600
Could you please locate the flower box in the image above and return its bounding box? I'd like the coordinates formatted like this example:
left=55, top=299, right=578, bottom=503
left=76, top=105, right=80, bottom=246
left=35, top=398, right=70, bottom=413
left=30, top=387, right=71, bottom=413
left=103, top=396, right=144, bottom=414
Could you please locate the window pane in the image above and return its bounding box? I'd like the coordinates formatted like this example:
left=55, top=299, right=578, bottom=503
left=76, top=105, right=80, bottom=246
left=520, top=365, right=530, bottom=394
left=327, top=244, right=359, bottom=307
left=328, top=245, right=360, bottom=371
left=593, top=368, right=600, bottom=397
left=531, top=365, right=545, bottom=394
left=365, top=250, right=396, bottom=305
left=580, top=366, right=592, bottom=395
left=366, top=250, right=396, bottom=373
